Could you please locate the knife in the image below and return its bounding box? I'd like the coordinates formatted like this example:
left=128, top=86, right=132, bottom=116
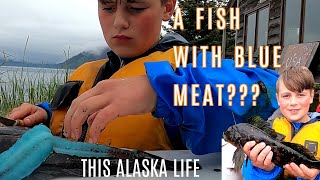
left=0, top=116, right=22, bottom=126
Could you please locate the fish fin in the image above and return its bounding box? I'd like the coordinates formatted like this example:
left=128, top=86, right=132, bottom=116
left=247, top=116, right=270, bottom=129
left=247, top=116, right=284, bottom=140
left=281, top=142, right=317, bottom=161
left=275, top=132, right=286, bottom=141
left=232, top=148, right=245, bottom=172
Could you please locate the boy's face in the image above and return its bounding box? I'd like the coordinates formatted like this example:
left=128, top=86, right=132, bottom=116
left=276, top=80, right=314, bottom=123
left=98, top=0, right=174, bottom=58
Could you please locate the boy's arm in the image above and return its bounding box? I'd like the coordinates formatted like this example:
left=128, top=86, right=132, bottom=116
left=35, top=102, right=52, bottom=126
left=242, top=158, right=282, bottom=180
left=144, top=53, right=279, bottom=155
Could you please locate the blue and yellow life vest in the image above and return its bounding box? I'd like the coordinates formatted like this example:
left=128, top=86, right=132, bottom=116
left=49, top=48, right=181, bottom=151
left=272, top=117, right=320, bottom=159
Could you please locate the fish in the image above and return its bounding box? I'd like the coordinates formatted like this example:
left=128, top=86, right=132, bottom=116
left=0, top=125, right=202, bottom=179
left=223, top=116, right=320, bottom=172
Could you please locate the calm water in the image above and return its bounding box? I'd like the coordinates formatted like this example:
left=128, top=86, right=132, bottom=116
left=0, top=66, right=69, bottom=85
left=0, top=66, right=70, bottom=102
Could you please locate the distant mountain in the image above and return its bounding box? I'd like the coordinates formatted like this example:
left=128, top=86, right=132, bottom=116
left=56, top=48, right=110, bottom=69
left=0, top=47, right=111, bottom=69
left=0, top=59, right=56, bottom=68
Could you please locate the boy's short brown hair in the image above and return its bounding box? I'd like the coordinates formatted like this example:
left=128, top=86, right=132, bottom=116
left=276, top=66, right=314, bottom=93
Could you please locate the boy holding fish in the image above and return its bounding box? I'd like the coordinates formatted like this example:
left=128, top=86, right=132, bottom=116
left=4, top=0, right=279, bottom=155
left=242, top=66, right=320, bottom=180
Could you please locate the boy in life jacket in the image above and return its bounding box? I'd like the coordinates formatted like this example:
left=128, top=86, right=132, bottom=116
left=242, top=66, right=320, bottom=180
left=6, top=0, right=279, bottom=155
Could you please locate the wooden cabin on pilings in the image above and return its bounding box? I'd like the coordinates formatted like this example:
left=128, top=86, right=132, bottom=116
left=223, top=0, right=320, bottom=83
left=222, top=0, right=320, bottom=111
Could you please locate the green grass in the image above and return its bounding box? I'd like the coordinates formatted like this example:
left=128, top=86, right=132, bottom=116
left=0, top=37, right=73, bottom=116
left=0, top=68, right=69, bottom=116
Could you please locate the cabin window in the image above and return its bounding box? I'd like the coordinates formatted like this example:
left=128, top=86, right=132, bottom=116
left=283, top=0, right=301, bottom=46
left=245, top=7, right=269, bottom=51
left=283, top=0, right=320, bottom=46
left=303, top=0, right=320, bottom=42
left=256, top=8, right=269, bottom=48
left=246, top=13, right=256, bottom=48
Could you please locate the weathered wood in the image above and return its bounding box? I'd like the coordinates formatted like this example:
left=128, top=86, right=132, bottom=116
left=235, top=0, right=283, bottom=47
left=268, top=0, right=281, bottom=46
left=268, top=27, right=281, bottom=37
left=267, top=36, right=281, bottom=46
left=229, top=0, right=319, bottom=77
left=268, top=18, right=281, bottom=28
left=278, top=42, right=320, bottom=73
left=236, top=37, right=244, bottom=45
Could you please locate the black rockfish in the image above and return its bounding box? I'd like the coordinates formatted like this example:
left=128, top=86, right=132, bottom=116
left=223, top=116, right=320, bottom=172
left=0, top=125, right=202, bottom=179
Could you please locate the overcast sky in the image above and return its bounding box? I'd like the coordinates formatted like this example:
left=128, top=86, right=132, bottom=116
left=0, top=0, right=106, bottom=64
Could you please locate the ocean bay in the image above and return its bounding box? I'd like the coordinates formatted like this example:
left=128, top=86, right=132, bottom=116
left=0, top=66, right=70, bottom=115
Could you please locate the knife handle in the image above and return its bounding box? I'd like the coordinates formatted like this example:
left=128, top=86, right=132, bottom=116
left=14, top=120, right=25, bottom=126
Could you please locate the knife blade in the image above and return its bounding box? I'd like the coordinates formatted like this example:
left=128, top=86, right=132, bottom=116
left=0, top=116, right=20, bottom=126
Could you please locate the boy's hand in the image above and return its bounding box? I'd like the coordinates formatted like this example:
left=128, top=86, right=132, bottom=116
left=243, top=141, right=275, bottom=171
left=284, top=163, right=319, bottom=180
left=63, top=75, right=157, bottom=143
left=7, top=103, right=48, bottom=126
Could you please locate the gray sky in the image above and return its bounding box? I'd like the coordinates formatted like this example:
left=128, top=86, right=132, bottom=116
left=0, top=0, right=106, bottom=64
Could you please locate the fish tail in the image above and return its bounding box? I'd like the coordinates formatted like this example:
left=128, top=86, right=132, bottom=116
left=232, top=148, right=245, bottom=172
